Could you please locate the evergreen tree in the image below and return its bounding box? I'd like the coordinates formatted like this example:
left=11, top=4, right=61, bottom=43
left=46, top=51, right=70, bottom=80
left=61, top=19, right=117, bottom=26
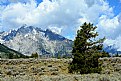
left=31, top=52, right=39, bottom=58
left=69, top=22, right=107, bottom=74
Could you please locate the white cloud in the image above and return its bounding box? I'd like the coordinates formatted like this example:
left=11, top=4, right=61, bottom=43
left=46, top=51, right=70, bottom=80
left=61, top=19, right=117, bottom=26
left=48, top=25, right=62, bottom=34
left=97, top=15, right=120, bottom=38
left=0, top=0, right=115, bottom=32
left=0, top=0, right=121, bottom=50
left=1, top=0, right=36, bottom=30
left=98, top=14, right=121, bottom=50
left=104, top=36, right=121, bottom=51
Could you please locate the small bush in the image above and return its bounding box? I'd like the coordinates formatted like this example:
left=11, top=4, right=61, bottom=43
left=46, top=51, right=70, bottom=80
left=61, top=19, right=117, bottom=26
left=31, top=52, right=39, bottom=58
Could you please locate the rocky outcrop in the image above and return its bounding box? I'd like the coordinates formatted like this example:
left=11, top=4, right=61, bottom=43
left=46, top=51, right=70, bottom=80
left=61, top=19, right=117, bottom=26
left=0, top=57, right=121, bottom=81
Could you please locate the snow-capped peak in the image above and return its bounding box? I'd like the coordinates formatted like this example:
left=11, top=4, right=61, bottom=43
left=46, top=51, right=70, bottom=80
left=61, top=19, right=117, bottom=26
left=0, top=25, right=73, bottom=57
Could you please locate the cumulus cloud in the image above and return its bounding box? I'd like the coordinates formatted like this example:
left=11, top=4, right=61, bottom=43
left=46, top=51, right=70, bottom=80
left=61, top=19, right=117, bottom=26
left=0, top=0, right=121, bottom=49
left=97, top=15, right=120, bottom=39
left=48, top=25, right=62, bottom=34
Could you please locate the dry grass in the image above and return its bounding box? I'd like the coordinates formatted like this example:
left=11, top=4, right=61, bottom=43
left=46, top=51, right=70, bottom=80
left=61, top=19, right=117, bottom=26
left=0, top=57, right=121, bottom=81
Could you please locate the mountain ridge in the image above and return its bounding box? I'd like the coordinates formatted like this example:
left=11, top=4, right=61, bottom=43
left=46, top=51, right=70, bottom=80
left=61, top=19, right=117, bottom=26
left=0, top=25, right=73, bottom=57
left=0, top=43, right=25, bottom=59
left=0, top=25, right=119, bottom=57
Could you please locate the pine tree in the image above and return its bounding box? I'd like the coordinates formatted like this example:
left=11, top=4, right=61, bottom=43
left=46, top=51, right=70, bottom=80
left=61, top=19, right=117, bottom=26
left=69, top=22, right=107, bottom=74
left=31, top=52, right=39, bottom=58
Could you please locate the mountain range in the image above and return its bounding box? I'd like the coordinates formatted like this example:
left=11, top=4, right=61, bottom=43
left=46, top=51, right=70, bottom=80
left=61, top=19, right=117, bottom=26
left=104, top=45, right=121, bottom=55
left=0, top=25, right=120, bottom=58
left=0, top=25, right=73, bottom=57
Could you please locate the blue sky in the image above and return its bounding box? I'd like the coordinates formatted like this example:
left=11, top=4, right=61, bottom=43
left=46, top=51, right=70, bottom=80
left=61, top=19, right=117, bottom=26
left=36, top=0, right=43, bottom=4
left=107, top=0, right=121, bottom=16
left=0, top=0, right=121, bottom=49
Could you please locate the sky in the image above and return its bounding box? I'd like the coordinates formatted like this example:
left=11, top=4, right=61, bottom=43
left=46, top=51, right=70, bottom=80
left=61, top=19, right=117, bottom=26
left=0, top=0, right=121, bottom=50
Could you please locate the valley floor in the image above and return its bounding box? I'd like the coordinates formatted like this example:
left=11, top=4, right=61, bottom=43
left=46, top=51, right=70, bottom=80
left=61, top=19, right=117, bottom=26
left=0, top=58, right=121, bottom=81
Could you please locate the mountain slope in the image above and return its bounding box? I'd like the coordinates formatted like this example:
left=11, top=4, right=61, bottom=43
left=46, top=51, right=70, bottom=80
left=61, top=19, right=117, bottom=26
left=104, top=45, right=121, bottom=55
left=0, top=25, right=73, bottom=57
left=0, top=43, right=26, bottom=59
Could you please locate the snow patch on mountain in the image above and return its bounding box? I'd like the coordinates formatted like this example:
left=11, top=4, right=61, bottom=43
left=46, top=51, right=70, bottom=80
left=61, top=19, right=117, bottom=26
left=0, top=25, right=73, bottom=57
left=104, top=39, right=121, bottom=54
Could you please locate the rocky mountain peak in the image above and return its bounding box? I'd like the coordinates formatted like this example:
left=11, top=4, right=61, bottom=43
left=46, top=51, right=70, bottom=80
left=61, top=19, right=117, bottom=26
left=0, top=25, right=73, bottom=57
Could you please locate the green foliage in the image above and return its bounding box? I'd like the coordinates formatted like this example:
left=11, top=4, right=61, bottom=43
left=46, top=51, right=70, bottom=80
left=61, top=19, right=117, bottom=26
left=56, top=51, right=62, bottom=59
left=62, top=55, right=71, bottom=59
left=100, top=50, right=110, bottom=57
left=0, top=43, right=26, bottom=59
left=57, top=54, right=61, bottom=59
left=69, top=22, right=107, bottom=74
left=31, top=52, right=39, bottom=58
